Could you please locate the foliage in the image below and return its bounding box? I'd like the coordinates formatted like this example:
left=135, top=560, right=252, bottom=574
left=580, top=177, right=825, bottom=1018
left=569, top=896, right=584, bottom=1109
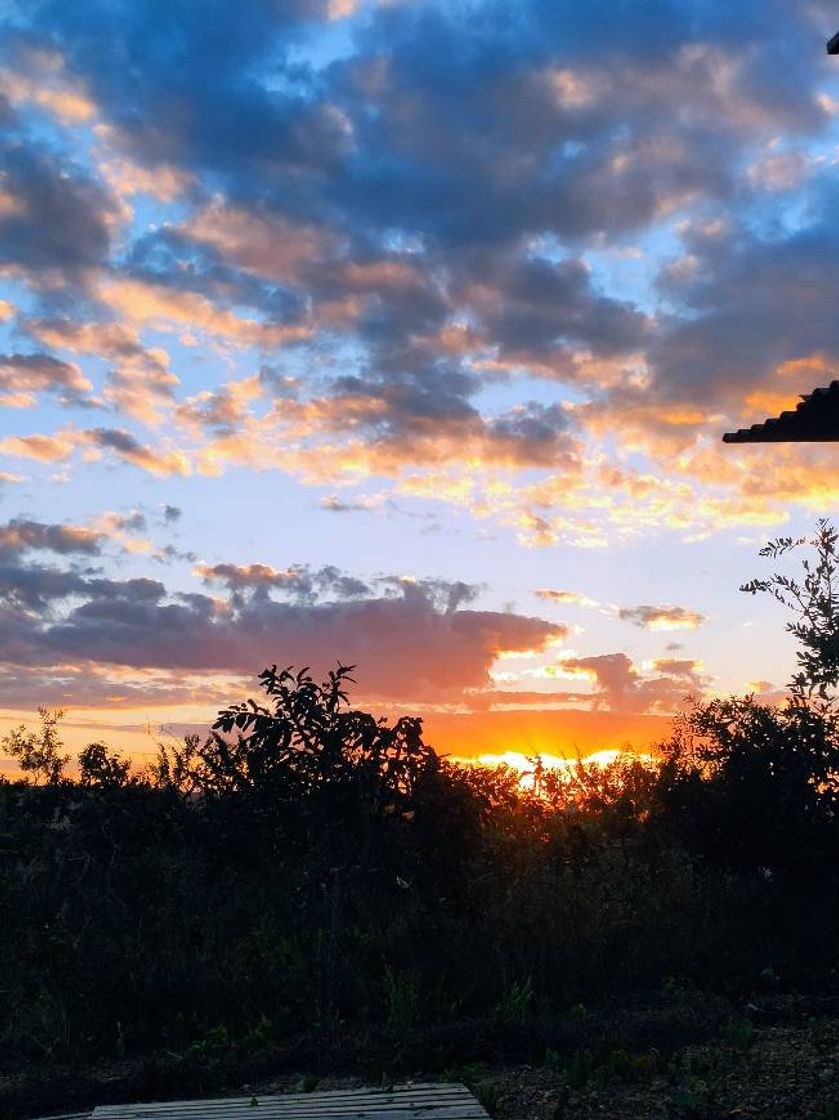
left=78, top=741, right=131, bottom=788
left=741, top=518, right=839, bottom=699
left=1, top=707, right=69, bottom=784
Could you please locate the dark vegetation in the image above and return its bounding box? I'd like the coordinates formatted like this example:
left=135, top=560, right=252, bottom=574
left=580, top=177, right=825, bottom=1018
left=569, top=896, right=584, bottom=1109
left=4, top=522, right=839, bottom=1115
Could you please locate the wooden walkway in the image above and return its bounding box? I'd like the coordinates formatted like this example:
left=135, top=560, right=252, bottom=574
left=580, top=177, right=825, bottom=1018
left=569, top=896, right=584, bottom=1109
left=35, top=1082, right=489, bottom=1120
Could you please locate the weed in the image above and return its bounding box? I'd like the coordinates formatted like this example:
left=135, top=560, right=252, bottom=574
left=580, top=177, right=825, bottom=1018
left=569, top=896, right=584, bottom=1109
left=186, top=1023, right=229, bottom=1059
left=242, top=1014, right=274, bottom=1053
left=563, top=1049, right=595, bottom=1090
left=472, top=1080, right=498, bottom=1117
left=496, top=976, right=533, bottom=1024
left=383, top=963, right=420, bottom=1031
left=673, top=1080, right=711, bottom=1118
left=602, top=1046, right=660, bottom=1083
left=723, top=1017, right=756, bottom=1054
left=293, top=1074, right=320, bottom=1094
left=443, top=1062, right=489, bottom=1086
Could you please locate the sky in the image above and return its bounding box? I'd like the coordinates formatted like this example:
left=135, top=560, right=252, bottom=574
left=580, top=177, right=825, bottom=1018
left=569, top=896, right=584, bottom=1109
left=1, top=0, right=839, bottom=769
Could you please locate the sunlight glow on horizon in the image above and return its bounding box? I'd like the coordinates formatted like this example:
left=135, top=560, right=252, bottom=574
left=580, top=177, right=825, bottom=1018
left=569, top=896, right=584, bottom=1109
left=454, top=748, right=657, bottom=788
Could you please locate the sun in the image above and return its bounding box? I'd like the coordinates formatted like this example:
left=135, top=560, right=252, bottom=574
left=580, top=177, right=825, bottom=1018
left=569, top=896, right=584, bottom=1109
left=454, top=748, right=654, bottom=790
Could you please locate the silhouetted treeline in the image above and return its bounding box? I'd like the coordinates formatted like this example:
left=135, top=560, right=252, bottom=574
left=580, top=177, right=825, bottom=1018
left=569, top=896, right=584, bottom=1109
left=4, top=524, right=839, bottom=1073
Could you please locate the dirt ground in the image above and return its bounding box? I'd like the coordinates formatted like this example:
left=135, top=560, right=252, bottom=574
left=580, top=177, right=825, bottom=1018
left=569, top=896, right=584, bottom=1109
left=252, top=1002, right=839, bottom=1120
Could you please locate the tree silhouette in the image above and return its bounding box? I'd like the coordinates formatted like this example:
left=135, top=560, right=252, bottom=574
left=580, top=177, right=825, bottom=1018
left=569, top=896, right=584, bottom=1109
left=1, top=707, right=69, bottom=784
left=741, top=518, right=839, bottom=700
left=657, top=520, right=839, bottom=877
left=78, top=741, right=131, bottom=787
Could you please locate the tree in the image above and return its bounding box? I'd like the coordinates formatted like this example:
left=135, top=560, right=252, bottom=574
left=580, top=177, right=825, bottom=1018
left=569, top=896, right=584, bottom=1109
left=78, top=741, right=131, bottom=788
left=207, top=663, right=433, bottom=803
left=741, top=518, right=839, bottom=700
left=177, top=664, right=438, bottom=867
left=656, top=520, right=839, bottom=875
left=1, top=707, right=69, bottom=784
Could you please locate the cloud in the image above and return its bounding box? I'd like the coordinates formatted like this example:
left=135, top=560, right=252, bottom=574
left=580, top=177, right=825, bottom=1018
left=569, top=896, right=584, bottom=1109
left=194, top=562, right=371, bottom=603
left=175, top=376, right=263, bottom=437
left=536, top=589, right=599, bottom=608
left=0, top=559, right=565, bottom=707
left=650, top=657, right=703, bottom=678
left=319, top=494, right=383, bottom=513
left=618, top=604, right=707, bottom=631
left=0, top=143, right=119, bottom=283
left=0, top=430, right=80, bottom=463
left=558, top=650, right=705, bottom=712
left=0, top=517, right=105, bottom=557
left=23, top=319, right=178, bottom=423
left=0, top=425, right=188, bottom=478
left=84, top=428, right=190, bottom=476
left=466, top=254, right=649, bottom=374
left=0, top=352, right=92, bottom=407
left=96, top=276, right=311, bottom=348
left=0, top=46, right=97, bottom=125
left=181, top=200, right=332, bottom=284
left=0, top=0, right=838, bottom=561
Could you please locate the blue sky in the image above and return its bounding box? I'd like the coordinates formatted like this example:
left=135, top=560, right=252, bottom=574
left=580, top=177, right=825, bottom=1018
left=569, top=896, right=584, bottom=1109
left=0, top=0, right=837, bottom=762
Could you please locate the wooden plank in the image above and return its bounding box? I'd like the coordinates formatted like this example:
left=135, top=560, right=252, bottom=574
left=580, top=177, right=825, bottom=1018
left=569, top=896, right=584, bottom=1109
left=93, top=1102, right=485, bottom=1117
left=93, top=1106, right=487, bottom=1119
left=31, top=1114, right=91, bottom=1120
left=151, top=1113, right=484, bottom=1120
left=93, top=1085, right=470, bottom=1110
left=94, top=1085, right=476, bottom=1111
left=92, top=1084, right=489, bottom=1120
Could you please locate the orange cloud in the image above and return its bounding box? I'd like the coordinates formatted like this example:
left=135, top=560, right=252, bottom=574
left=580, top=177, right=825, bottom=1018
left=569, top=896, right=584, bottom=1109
left=0, top=50, right=96, bottom=124
left=183, top=201, right=331, bottom=283
left=536, top=589, right=599, bottom=608
left=0, top=430, right=80, bottom=462
left=618, top=604, right=706, bottom=631
left=97, top=277, right=312, bottom=348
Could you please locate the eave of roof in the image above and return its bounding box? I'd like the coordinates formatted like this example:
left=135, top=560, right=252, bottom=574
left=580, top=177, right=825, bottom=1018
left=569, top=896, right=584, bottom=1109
left=723, top=380, right=839, bottom=443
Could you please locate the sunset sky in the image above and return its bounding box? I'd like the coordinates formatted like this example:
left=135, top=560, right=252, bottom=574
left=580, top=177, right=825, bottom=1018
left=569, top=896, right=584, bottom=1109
left=1, top=0, right=838, bottom=768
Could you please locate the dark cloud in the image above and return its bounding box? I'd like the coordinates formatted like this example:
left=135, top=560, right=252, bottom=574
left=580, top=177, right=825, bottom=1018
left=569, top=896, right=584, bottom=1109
left=327, top=0, right=828, bottom=248
left=111, top=511, right=146, bottom=533
left=163, top=505, right=181, bottom=523
left=321, top=364, right=580, bottom=468
left=0, top=517, right=105, bottom=557
left=195, top=561, right=371, bottom=603
left=0, top=144, right=117, bottom=281
left=0, top=663, right=240, bottom=710
left=319, top=495, right=375, bottom=513
left=125, top=226, right=309, bottom=326
left=0, top=550, right=563, bottom=702
left=27, top=0, right=352, bottom=190
left=85, top=428, right=188, bottom=475
left=156, top=544, right=198, bottom=564
left=474, top=255, right=648, bottom=362
left=0, top=566, right=92, bottom=611
left=488, top=402, right=574, bottom=464
left=649, top=208, right=839, bottom=408
left=618, top=604, right=706, bottom=630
